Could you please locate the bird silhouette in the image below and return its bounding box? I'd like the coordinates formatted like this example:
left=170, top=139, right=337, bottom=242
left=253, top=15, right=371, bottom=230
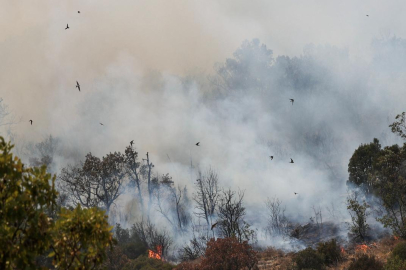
left=294, top=192, right=298, bottom=195
left=270, top=156, right=273, bottom=160
left=289, top=99, right=294, bottom=105
left=211, top=222, right=218, bottom=230
left=29, top=120, right=33, bottom=125
left=76, top=81, right=80, bottom=91
left=78, top=11, right=80, bottom=13
left=65, top=24, right=69, bottom=30
left=130, top=140, right=134, bottom=146
left=366, top=15, right=369, bottom=17
left=196, top=142, right=200, bottom=146
left=290, top=158, right=294, bottom=163
left=100, top=123, right=104, bottom=126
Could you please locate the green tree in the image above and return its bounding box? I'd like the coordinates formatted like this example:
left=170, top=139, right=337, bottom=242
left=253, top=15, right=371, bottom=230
left=389, top=112, right=406, bottom=140
left=347, top=138, right=381, bottom=194
left=49, top=205, right=114, bottom=269
left=373, top=144, right=406, bottom=238
left=0, top=136, right=114, bottom=269
left=347, top=192, right=370, bottom=241
left=0, top=137, right=57, bottom=269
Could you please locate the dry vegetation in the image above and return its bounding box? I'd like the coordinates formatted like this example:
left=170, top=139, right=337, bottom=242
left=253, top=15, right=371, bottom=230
left=256, top=237, right=405, bottom=270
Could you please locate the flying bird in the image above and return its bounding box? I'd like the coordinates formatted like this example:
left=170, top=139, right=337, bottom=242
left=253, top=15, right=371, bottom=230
left=196, top=142, right=200, bottom=146
left=100, top=123, right=104, bottom=126
left=270, top=156, right=273, bottom=160
left=65, top=24, right=69, bottom=30
left=29, top=120, right=33, bottom=125
left=289, top=99, right=294, bottom=105
left=366, top=15, right=369, bottom=17
left=290, top=158, right=294, bottom=163
left=76, top=81, right=80, bottom=91
left=294, top=192, right=298, bottom=195
left=78, top=11, right=80, bottom=13
left=211, top=222, right=218, bottom=230
left=130, top=140, right=134, bottom=146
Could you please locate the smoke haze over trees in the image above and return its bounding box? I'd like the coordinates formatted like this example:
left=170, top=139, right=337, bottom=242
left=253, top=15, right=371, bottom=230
left=3, top=2, right=406, bottom=264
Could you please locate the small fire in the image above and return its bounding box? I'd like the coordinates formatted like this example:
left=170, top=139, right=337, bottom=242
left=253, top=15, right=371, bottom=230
left=394, top=235, right=399, bottom=241
left=148, top=245, right=163, bottom=260
left=355, top=244, right=369, bottom=253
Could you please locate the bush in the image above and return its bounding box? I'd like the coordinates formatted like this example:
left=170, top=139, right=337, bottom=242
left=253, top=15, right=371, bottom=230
left=122, top=241, right=148, bottom=260
left=175, top=261, right=200, bottom=270
left=293, top=247, right=324, bottom=270
left=348, top=254, right=383, bottom=270
left=385, top=256, right=406, bottom=270
left=316, top=239, right=342, bottom=266
left=199, top=237, right=258, bottom=270
left=391, top=242, right=406, bottom=261
left=122, top=255, right=174, bottom=270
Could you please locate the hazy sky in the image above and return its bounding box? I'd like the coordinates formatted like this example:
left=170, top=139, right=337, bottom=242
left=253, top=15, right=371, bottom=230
left=2, top=0, right=406, bottom=125
left=1, top=1, right=406, bottom=243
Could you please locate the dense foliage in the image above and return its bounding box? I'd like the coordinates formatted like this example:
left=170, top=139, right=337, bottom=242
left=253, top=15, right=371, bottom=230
left=293, top=247, right=324, bottom=270
left=0, top=136, right=114, bottom=269
left=348, top=254, right=383, bottom=270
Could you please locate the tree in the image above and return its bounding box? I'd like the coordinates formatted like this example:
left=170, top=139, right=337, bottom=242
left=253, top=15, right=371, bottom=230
left=193, top=168, right=220, bottom=230
left=27, top=135, right=60, bottom=173
left=49, top=205, right=114, bottom=269
left=217, top=189, right=256, bottom=243
left=211, top=39, right=273, bottom=94
left=59, top=152, right=126, bottom=213
left=265, top=197, right=290, bottom=237
left=0, top=136, right=114, bottom=269
left=390, top=112, right=406, bottom=140
left=199, top=238, right=258, bottom=270
left=156, top=174, right=190, bottom=233
left=0, top=136, right=57, bottom=269
left=347, top=192, right=370, bottom=241
left=347, top=138, right=381, bottom=194
left=373, top=144, right=406, bottom=238
left=124, top=145, right=145, bottom=210
left=131, top=219, right=172, bottom=260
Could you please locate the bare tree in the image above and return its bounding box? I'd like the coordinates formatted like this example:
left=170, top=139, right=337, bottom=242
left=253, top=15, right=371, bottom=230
left=180, top=222, right=209, bottom=261
left=265, top=197, right=290, bottom=237
left=131, top=219, right=173, bottom=259
left=217, top=189, right=255, bottom=243
left=156, top=176, right=190, bottom=233
left=193, top=168, right=220, bottom=230
left=142, top=152, right=154, bottom=216
left=124, top=145, right=145, bottom=209
left=59, top=152, right=126, bottom=213
left=0, top=98, right=17, bottom=128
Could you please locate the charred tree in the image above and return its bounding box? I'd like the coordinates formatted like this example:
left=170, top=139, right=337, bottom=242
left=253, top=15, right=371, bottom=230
left=193, top=168, right=220, bottom=230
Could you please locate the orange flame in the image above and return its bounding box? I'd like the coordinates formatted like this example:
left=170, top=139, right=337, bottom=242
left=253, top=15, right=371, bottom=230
left=355, top=244, right=369, bottom=253
left=148, top=245, right=163, bottom=260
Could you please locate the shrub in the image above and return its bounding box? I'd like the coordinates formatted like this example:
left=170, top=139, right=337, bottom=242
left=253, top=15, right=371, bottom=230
left=122, top=255, right=174, bottom=270
left=316, top=239, right=342, bottom=266
left=391, top=242, right=406, bottom=261
left=293, top=247, right=324, bottom=270
left=199, top=237, right=258, bottom=270
left=122, top=241, right=148, bottom=260
left=348, top=254, right=383, bottom=270
left=384, top=256, right=406, bottom=270
left=175, top=261, right=200, bottom=270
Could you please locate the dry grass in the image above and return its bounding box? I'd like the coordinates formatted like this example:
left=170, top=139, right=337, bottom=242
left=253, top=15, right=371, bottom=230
left=256, top=236, right=405, bottom=270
